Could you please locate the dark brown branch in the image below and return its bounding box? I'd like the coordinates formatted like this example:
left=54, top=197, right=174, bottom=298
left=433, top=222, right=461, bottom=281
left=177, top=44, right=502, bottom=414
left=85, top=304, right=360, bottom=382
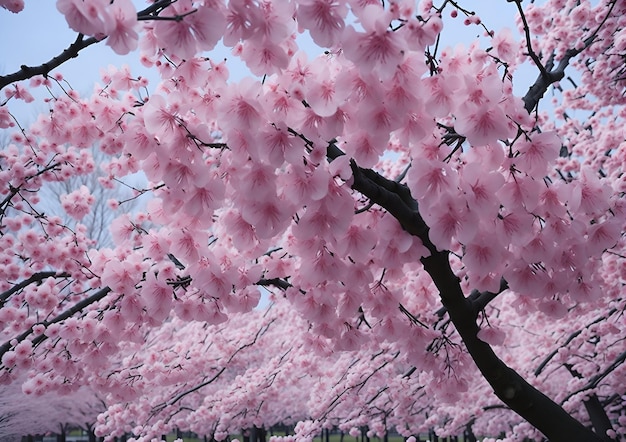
left=0, top=287, right=111, bottom=360
left=435, top=278, right=509, bottom=319
left=326, top=141, right=604, bottom=441
left=0, top=0, right=176, bottom=91
left=0, top=271, right=69, bottom=306
left=257, top=278, right=292, bottom=291
left=0, top=34, right=100, bottom=91
left=521, top=0, right=617, bottom=112
left=421, top=251, right=603, bottom=442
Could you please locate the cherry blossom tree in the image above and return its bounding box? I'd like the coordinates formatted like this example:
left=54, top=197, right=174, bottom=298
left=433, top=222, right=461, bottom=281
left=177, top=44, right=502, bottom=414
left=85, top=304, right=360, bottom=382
left=0, top=0, right=625, bottom=441
left=38, top=145, right=142, bottom=248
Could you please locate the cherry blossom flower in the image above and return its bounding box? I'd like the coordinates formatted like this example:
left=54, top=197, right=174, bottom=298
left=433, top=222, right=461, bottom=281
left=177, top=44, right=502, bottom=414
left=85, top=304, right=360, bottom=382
left=0, top=0, right=23, bottom=13
left=342, top=6, right=406, bottom=76
left=491, top=27, right=517, bottom=62
left=297, top=0, right=347, bottom=47
left=154, top=0, right=226, bottom=60
left=103, top=0, right=138, bottom=55
left=60, top=185, right=95, bottom=221
left=57, top=0, right=108, bottom=37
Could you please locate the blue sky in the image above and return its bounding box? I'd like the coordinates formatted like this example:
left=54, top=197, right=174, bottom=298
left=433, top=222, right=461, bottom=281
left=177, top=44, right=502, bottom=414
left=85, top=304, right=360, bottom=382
left=0, top=2, right=524, bottom=85
left=0, top=1, right=536, bottom=122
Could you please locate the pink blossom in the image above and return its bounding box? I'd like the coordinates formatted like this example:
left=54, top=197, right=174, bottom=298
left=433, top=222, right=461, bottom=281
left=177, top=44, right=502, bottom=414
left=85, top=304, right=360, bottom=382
left=0, top=106, right=13, bottom=128
left=455, top=102, right=512, bottom=147
left=101, top=260, right=139, bottom=295
left=240, top=197, right=292, bottom=239
left=154, top=0, right=226, bottom=60
left=57, top=0, right=108, bottom=36
left=538, top=299, right=568, bottom=319
left=515, top=131, right=561, bottom=178
left=342, top=6, right=405, bottom=76
left=297, top=0, right=347, bottom=47
left=460, top=162, right=504, bottom=215
left=143, top=94, right=180, bottom=141
left=569, top=169, right=612, bottom=216
left=60, top=185, right=95, bottom=221
left=463, top=234, right=505, bottom=277
left=0, top=0, right=23, bottom=13
left=491, top=28, right=517, bottom=62
left=477, top=326, right=506, bottom=346
left=586, top=219, right=621, bottom=255
left=103, top=0, right=138, bottom=55
left=5, top=83, right=34, bottom=103
left=400, top=15, right=442, bottom=51
left=240, top=38, right=290, bottom=75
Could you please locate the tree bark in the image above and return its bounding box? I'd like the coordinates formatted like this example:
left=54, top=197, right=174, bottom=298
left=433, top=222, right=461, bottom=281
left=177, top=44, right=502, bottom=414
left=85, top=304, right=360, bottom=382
left=584, top=394, right=617, bottom=441
left=420, top=250, right=605, bottom=442
left=333, top=146, right=609, bottom=441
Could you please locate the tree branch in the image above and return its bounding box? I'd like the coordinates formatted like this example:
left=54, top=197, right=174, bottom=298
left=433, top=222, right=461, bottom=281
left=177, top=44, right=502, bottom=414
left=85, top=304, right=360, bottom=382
left=534, top=308, right=617, bottom=377
left=521, top=0, right=617, bottom=112
left=0, top=286, right=111, bottom=360
left=434, top=278, right=509, bottom=319
left=326, top=141, right=604, bottom=441
left=0, top=0, right=176, bottom=91
left=0, top=34, right=100, bottom=91
left=0, top=271, right=69, bottom=307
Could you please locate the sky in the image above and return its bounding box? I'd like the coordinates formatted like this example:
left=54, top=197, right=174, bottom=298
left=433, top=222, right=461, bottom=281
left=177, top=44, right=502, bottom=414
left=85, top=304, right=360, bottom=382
left=0, top=1, right=528, bottom=97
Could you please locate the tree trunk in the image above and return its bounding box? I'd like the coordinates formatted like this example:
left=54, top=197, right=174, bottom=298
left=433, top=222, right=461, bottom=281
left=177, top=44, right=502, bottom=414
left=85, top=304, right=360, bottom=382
left=342, top=144, right=610, bottom=441
left=421, top=250, right=606, bottom=442
left=360, top=427, right=369, bottom=442
left=464, top=426, right=477, bottom=442
left=56, top=428, right=66, bottom=442
left=428, top=428, right=437, bottom=442
left=584, top=394, right=618, bottom=441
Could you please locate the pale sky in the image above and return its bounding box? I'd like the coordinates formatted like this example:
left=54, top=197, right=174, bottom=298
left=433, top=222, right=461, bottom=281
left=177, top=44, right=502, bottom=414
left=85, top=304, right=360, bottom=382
left=0, top=1, right=534, bottom=120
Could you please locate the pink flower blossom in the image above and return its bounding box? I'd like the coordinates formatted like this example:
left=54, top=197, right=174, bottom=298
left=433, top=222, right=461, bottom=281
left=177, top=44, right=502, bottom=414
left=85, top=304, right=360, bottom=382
left=491, top=28, right=517, bottom=62
left=477, top=325, right=506, bottom=346
left=0, top=0, right=23, bottom=13
left=103, top=0, right=138, bottom=55
left=60, top=185, right=95, bottom=221
left=57, top=0, right=108, bottom=37
left=342, top=6, right=405, bottom=76
left=297, top=0, right=347, bottom=47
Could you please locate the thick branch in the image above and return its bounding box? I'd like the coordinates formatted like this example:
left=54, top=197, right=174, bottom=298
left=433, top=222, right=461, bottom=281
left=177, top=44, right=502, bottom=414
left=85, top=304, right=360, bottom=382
left=0, top=34, right=100, bottom=91
left=0, top=287, right=111, bottom=359
left=435, top=278, right=509, bottom=319
left=421, top=251, right=602, bottom=442
left=327, top=143, right=604, bottom=441
left=0, top=0, right=175, bottom=91
left=521, top=0, right=617, bottom=112
left=0, top=271, right=69, bottom=306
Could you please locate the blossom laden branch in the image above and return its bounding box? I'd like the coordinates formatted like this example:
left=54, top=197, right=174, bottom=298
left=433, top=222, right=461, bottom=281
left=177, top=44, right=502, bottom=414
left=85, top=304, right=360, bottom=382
left=0, top=287, right=111, bottom=361
left=520, top=0, right=618, bottom=112
left=0, top=34, right=100, bottom=92
left=325, top=139, right=605, bottom=441
left=0, top=271, right=70, bottom=307
left=0, top=0, right=177, bottom=91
